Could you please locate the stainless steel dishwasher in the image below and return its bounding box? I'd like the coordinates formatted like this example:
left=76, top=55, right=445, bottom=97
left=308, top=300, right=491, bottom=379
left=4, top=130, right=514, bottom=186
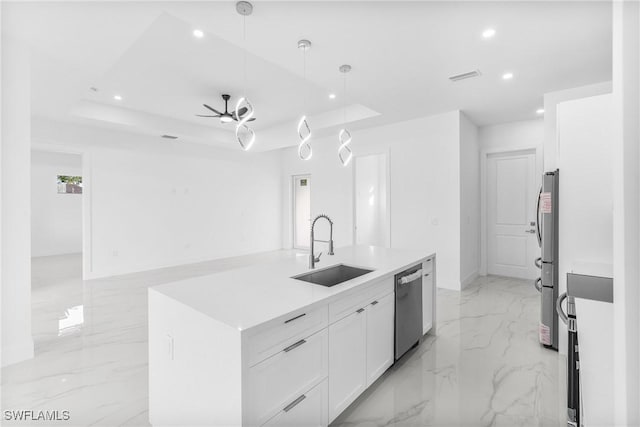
left=395, top=264, right=423, bottom=360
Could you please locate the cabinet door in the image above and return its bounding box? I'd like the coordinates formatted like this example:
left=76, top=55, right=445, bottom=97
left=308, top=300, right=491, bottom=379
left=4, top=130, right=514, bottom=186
left=328, top=309, right=367, bottom=422
left=263, top=379, right=328, bottom=427
left=365, top=292, right=394, bottom=386
left=247, top=329, right=328, bottom=426
left=422, top=269, right=434, bottom=335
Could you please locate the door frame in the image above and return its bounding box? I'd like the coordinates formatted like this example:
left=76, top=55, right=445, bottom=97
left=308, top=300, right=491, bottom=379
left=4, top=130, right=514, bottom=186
left=480, top=144, right=543, bottom=276
left=292, top=174, right=312, bottom=250
left=351, top=151, right=391, bottom=248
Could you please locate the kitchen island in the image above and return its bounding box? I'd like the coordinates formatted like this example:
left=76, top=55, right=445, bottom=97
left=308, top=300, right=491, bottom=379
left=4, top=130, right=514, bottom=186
left=149, top=245, right=436, bottom=427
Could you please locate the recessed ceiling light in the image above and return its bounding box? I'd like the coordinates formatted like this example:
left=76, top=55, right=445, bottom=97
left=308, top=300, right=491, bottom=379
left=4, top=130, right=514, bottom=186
left=482, top=28, right=496, bottom=39
left=502, top=72, right=514, bottom=80
left=329, top=93, right=336, bottom=99
left=536, top=108, right=545, bottom=115
left=193, top=29, right=204, bottom=38
left=113, top=95, right=122, bottom=101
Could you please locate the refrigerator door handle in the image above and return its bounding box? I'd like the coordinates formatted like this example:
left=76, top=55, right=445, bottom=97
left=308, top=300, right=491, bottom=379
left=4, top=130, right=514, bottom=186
left=536, top=186, right=542, bottom=247
left=556, top=292, right=569, bottom=325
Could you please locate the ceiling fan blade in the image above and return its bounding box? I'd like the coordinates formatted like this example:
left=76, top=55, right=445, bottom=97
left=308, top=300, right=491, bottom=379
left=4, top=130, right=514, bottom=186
left=231, top=116, right=257, bottom=122
left=203, top=104, right=223, bottom=115
left=195, top=114, right=220, bottom=117
left=235, top=107, right=249, bottom=117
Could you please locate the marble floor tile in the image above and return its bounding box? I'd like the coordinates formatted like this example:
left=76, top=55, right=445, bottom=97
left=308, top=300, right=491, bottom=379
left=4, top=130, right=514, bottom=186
left=1, top=255, right=565, bottom=426
left=332, top=275, right=566, bottom=427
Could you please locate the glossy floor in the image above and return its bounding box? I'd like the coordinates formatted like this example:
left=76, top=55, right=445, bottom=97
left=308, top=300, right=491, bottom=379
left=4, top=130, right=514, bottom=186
left=333, top=275, right=566, bottom=427
left=1, top=254, right=565, bottom=426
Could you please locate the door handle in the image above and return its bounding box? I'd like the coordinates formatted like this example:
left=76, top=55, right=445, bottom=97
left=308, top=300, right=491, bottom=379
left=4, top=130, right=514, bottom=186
left=534, top=277, right=542, bottom=292
left=525, top=229, right=536, bottom=234
left=283, top=339, right=307, bottom=353
left=284, top=313, right=306, bottom=324
left=534, top=257, right=542, bottom=269
left=536, top=187, right=542, bottom=246
left=556, top=293, right=569, bottom=325
left=283, top=394, right=306, bottom=412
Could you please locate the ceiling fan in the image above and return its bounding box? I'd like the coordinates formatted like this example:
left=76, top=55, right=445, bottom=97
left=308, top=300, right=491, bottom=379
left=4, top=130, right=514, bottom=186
left=196, top=94, right=257, bottom=124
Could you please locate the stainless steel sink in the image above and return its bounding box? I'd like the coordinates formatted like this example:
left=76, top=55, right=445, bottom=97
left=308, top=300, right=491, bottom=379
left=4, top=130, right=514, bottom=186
left=292, top=264, right=374, bottom=287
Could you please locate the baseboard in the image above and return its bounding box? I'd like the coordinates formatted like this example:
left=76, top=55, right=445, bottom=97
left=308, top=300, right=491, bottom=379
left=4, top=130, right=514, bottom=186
left=461, top=271, right=479, bottom=289
left=1, top=337, right=34, bottom=367
left=436, top=280, right=461, bottom=291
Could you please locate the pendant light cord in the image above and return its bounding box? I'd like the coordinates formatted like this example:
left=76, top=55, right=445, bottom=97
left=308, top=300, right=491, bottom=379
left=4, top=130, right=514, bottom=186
left=243, top=15, right=247, bottom=95
left=343, top=72, right=347, bottom=123
left=303, top=48, right=307, bottom=113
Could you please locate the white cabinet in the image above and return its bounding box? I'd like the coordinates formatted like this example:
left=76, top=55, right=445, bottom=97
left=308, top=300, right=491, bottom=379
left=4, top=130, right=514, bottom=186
left=328, top=308, right=367, bottom=421
left=247, top=329, right=328, bottom=426
left=263, top=380, right=328, bottom=427
left=365, top=292, right=394, bottom=386
left=328, top=284, right=395, bottom=423
left=422, top=257, right=435, bottom=335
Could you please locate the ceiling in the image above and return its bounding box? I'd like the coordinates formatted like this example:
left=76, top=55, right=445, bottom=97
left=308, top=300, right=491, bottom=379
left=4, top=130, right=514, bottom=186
left=4, top=1, right=612, bottom=151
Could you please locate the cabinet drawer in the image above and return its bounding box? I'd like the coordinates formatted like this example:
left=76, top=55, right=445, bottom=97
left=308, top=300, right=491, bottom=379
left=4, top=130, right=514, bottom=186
left=248, top=329, right=328, bottom=426
left=262, top=379, right=328, bottom=427
left=423, top=257, right=434, bottom=274
left=329, top=277, right=393, bottom=324
left=248, top=305, right=328, bottom=366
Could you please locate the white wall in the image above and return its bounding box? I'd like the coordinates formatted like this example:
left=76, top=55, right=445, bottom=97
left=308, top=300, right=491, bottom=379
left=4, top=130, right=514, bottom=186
left=1, top=36, right=34, bottom=367
left=31, top=150, right=83, bottom=257
left=32, top=119, right=283, bottom=279
left=479, top=119, right=544, bottom=153
left=544, top=81, right=612, bottom=171
left=612, top=1, right=640, bottom=425
left=459, top=113, right=480, bottom=286
left=280, top=111, right=471, bottom=290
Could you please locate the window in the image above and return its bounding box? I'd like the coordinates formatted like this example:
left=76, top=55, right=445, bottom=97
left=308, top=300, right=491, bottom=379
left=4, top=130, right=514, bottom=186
left=57, top=175, right=83, bottom=194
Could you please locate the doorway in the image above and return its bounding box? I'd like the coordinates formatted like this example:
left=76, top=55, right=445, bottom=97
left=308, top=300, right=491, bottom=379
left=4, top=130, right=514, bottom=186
left=486, top=149, right=540, bottom=279
left=353, top=153, right=390, bottom=247
left=31, top=149, right=85, bottom=350
left=292, top=174, right=311, bottom=249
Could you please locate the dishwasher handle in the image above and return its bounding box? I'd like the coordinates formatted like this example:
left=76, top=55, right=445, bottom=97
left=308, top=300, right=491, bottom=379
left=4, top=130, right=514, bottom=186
left=398, top=269, right=422, bottom=285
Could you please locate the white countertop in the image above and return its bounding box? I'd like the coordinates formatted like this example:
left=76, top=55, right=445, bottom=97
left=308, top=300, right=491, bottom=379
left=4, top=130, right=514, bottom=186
left=151, top=245, right=434, bottom=332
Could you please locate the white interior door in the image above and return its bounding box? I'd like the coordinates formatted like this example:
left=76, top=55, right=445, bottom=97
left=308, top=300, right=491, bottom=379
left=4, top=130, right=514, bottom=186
left=354, top=154, right=389, bottom=247
left=487, top=151, right=539, bottom=279
left=293, top=175, right=311, bottom=249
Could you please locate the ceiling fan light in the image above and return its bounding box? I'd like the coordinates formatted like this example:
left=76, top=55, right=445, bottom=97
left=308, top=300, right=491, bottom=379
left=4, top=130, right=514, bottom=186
left=220, top=115, right=233, bottom=123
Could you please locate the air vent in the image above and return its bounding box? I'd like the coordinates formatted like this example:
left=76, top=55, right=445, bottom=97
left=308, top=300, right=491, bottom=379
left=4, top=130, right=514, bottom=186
left=449, top=70, right=481, bottom=82
left=161, top=134, right=178, bottom=140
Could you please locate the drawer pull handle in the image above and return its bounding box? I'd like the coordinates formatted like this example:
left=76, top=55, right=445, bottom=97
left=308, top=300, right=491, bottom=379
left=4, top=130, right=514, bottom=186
left=371, top=300, right=379, bottom=305
left=283, top=339, right=306, bottom=353
left=356, top=308, right=365, bottom=314
left=424, top=273, right=430, bottom=277
left=283, top=394, right=306, bottom=412
left=284, top=313, right=306, bottom=324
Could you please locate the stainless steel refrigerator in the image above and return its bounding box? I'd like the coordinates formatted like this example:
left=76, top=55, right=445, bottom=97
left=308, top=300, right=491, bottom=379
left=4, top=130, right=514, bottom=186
left=535, top=169, right=559, bottom=350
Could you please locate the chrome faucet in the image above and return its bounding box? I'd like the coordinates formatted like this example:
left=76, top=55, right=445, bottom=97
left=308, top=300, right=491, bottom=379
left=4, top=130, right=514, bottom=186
left=309, top=214, right=334, bottom=269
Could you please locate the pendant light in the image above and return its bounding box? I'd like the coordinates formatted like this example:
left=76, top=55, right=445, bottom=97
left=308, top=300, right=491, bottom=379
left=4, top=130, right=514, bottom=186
left=234, top=1, right=256, bottom=151
left=338, top=64, right=353, bottom=166
left=297, top=39, right=313, bottom=160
